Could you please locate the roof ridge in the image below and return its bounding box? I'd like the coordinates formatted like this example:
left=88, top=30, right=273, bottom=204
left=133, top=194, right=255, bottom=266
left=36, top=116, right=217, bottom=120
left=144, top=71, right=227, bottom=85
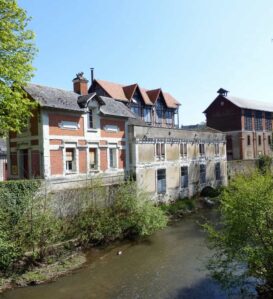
left=27, top=82, right=76, bottom=94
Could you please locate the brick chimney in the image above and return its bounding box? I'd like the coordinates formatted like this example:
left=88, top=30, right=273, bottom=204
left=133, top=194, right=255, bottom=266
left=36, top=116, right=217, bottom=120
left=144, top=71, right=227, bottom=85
left=72, top=72, right=89, bottom=95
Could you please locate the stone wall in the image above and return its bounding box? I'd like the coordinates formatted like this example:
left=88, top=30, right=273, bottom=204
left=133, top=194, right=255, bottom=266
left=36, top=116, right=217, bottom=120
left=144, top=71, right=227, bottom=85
left=227, top=159, right=257, bottom=179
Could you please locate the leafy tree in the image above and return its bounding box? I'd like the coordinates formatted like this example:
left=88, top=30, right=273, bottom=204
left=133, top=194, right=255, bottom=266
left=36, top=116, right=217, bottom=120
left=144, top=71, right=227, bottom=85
left=205, top=172, right=273, bottom=297
left=0, top=0, right=36, bottom=136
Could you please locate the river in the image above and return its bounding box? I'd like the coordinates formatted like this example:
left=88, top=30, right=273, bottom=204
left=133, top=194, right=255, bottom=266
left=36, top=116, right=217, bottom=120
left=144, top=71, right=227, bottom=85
left=1, top=209, right=241, bottom=299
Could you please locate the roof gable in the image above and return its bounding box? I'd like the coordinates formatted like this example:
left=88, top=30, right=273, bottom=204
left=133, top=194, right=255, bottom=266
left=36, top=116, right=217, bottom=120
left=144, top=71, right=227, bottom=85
left=147, top=89, right=179, bottom=109
left=94, top=79, right=128, bottom=102
left=90, top=79, right=180, bottom=108
left=123, top=84, right=137, bottom=100
left=146, top=89, right=161, bottom=104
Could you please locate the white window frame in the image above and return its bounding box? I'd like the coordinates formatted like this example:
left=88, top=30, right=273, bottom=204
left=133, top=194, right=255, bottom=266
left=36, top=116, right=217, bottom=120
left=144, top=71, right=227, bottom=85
left=155, top=143, right=165, bottom=161
left=65, top=147, right=77, bottom=174
left=181, top=165, right=189, bottom=189
left=59, top=121, right=80, bottom=130
left=156, top=168, right=166, bottom=194
left=88, top=145, right=99, bottom=172
left=180, top=143, right=188, bottom=159
left=108, top=144, right=118, bottom=170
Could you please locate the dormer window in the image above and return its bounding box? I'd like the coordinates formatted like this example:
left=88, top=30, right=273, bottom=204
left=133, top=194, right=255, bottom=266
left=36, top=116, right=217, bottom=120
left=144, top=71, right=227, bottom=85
left=165, top=109, right=174, bottom=126
left=144, top=107, right=152, bottom=123
left=155, top=98, right=165, bottom=125
left=131, top=89, right=143, bottom=118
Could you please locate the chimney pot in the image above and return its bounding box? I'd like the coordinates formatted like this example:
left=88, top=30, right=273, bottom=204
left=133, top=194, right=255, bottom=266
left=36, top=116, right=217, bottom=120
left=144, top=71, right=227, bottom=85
left=73, top=72, right=89, bottom=95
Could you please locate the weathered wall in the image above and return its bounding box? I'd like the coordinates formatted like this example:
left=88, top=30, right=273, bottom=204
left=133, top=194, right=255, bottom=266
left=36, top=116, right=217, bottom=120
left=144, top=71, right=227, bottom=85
left=129, top=124, right=228, bottom=201
left=227, top=160, right=257, bottom=179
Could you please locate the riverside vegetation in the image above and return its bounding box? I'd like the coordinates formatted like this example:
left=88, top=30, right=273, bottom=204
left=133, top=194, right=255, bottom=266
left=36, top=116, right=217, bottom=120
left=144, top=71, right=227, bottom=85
left=205, top=157, right=273, bottom=298
left=0, top=180, right=168, bottom=291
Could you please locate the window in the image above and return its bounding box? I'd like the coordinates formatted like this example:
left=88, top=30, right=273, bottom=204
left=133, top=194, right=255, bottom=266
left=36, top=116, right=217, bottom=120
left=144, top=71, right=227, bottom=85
left=131, top=105, right=142, bottom=117
left=143, top=107, right=152, bottom=123
left=200, top=164, right=206, bottom=184
left=247, top=135, right=251, bottom=146
left=88, top=111, right=94, bottom=129
left=131, top=90, right=143, bottom=118
left=265, top=112, right=272, bottom=131
left=214, top=143, right=220, bottom=156
left=89, top=148, right=98, bottom=170
left=244, top=110, right=253, bottom=131
left=65, top=148, right=76, bottom=172
left=155, top=99, right=165, bottom=125
left=165, top=109, right=173, bottom=126
left=215, top=162, right=221, bottom=181
left=109, top=148, right=117, bottom=169
left=199, top=143, right=205, bottom=157
left=268, top=135, right=272, bottom=146
left=258, top=135, right=262, bottom=146
left=157, top=169, right=166, bottom=194
left=255, top=111, right=263, bottom=131
left=181, top=166, right=188, bottom=188
left=180, top=143, right=187, bottom=158
left=155, top=143, right=165, bottom=159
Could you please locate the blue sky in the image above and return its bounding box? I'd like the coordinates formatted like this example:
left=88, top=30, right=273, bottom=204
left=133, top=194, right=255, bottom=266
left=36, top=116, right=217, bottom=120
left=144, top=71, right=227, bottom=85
left=19, top=0, right=273, bottom=125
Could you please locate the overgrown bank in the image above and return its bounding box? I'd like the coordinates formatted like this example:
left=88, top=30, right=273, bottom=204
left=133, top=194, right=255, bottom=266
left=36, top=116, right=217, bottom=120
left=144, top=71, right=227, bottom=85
left=0, top=180, right=167, bottom=292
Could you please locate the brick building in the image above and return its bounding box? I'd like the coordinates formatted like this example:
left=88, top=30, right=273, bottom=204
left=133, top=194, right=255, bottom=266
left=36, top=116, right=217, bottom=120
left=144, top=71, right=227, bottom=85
left=204, top=89, right=273, bottom=160
left=7, top=74, right=228, bottom=199
left=8, top=74, right=135, bottom=181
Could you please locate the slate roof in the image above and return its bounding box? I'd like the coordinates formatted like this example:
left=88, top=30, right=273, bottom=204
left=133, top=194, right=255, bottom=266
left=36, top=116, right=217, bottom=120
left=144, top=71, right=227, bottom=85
left=23, top=83, right=83, bottom=112
left=98, top=96, right=136, bottom=118
left=225, top=96, right=273, bottom=113
left=23, top=83, right=136, bottom=119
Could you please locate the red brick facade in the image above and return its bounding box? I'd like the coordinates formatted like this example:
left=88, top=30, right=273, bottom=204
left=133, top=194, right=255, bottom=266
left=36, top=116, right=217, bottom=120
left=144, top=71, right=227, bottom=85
left=50, top=150, right=63, bottom=175
left=48, top=112, right=84, bottom=136
left=8, top=104, right=128, bottom=179
left=100, top=148, right=108, bottom=171
left=79, top=148, right=87, bottom=173
left=100, top=118, right=125, bottom=138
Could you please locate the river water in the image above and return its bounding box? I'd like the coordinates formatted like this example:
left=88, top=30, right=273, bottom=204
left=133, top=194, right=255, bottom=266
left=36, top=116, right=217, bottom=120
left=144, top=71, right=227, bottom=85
left=2, top=210, right=237, bottom=299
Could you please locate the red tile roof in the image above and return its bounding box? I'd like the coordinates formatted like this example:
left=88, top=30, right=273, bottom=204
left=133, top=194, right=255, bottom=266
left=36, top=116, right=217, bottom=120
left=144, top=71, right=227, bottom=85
left=146, top=89, right=161, bottom=104
left=163, top=92, right=181, bottom=108
left=123, top=84, right=137, bottom=100
left=95, top=79, right=128, bottom=102
left=94, top=79, right=180, bottom=108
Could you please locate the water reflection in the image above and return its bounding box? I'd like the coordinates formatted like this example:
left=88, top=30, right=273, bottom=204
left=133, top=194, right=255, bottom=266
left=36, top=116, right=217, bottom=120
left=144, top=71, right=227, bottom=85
left=1, top=209, right=248, bottom=299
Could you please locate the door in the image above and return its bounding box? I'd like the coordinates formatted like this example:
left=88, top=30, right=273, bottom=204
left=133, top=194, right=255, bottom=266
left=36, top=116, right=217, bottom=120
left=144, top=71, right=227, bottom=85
left=19, top=149, right=29, bottom=179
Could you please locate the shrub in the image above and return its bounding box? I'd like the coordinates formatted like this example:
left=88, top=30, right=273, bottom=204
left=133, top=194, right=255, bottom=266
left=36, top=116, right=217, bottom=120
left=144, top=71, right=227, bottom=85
left=76, top=182, right=168, bottom=244
left=257, top=155, right=272, bottom=174
left=160, top=198, right=196, bottom=217
left=204, top=172, right=273, bottom=296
